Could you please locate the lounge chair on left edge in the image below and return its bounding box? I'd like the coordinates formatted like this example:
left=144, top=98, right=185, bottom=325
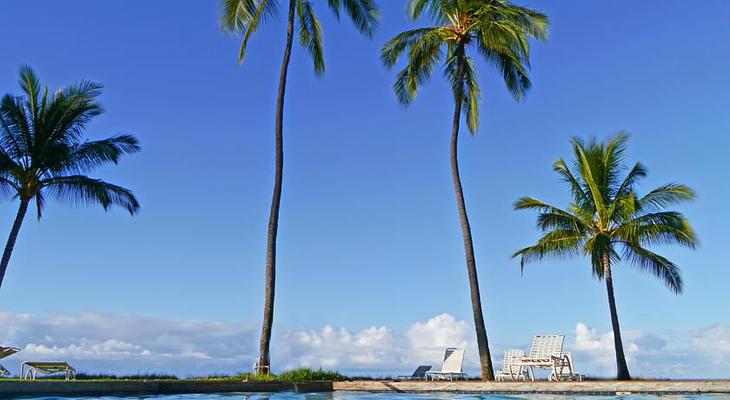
left=0, top=346, right=20, bottom=376
left=20, top=361, right=76, bottom=380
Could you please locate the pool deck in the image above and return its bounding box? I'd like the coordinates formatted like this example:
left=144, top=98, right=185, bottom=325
left=0, top=380, right=331, bottom=397
left=334, top=380, right=730, bottom=395
left=1, top=379, right=729, bottom=397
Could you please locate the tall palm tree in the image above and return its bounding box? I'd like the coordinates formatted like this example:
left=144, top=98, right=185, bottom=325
left=513, top=133, right=697, bottom=380
left=381, top=0, right=548, bottom=380
left=219, top=0, right=378, bottom=374
left=0, top=66, right=140, bottom=291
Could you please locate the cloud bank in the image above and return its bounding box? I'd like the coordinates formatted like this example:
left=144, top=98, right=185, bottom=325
left=0, top=310, right=727, bottom=378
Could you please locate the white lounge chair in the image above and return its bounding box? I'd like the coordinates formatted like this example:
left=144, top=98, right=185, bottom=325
left=397, top=365, right=432, bottom=380
left=0, top=346, right=20, bottom=376
left=425, top=347, right=466, bottom=381
left=550, top=352, right=582, bottom=382
left=20, top=361, right=76, bottom=380
left=495, top=349, right=527, bottom=381
left=518, top=335, right=564, bottom=381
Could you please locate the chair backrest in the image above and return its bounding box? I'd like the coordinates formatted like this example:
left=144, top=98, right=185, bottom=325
left=0, top=347, right=20, bottom=359
left=411, top=365, right=432, bottom=378
left=440, top=347, right=465, bottom=373
left=529, top=335, right=564, bottom=359
left=501, top=349, right=524, bottom=373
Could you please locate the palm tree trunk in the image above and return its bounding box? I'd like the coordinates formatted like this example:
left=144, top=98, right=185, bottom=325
left=0, top=198, right=30, bottom=291
left=258, top=0, right=296, bottom=376
left=603, top=254, right=631, bottom=380
left=450, top=87, right=494, bottom=381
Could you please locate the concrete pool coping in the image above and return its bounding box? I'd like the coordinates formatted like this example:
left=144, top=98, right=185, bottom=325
left=1, top=379, right=730, bottom=397
left=0, top=380, right=331, bottom=397
left=334, top=380, right=730, bottom=394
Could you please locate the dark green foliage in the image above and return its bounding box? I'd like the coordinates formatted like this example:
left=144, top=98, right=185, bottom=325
left=277, top=367, right=347, bottom=382
left=514, top=133, right=697, bottom=293
left=0, top=66, right=141, bottom=217
left=382, top=0, right=548, bottom=133
left=219, top=0, right=379, bottom=70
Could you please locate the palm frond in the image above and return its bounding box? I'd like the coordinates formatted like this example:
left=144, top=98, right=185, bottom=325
left=606, top=162, right=646, bottom=223
left=513, top=229, right=584, bottom=271
left=18, top=66, right=41, bottom=122
left=220, top=0, right=279, bottom=63
left=616, top=211, right=698, bottom=249
left=585, top=233, right=618, bottom=279
left=0, top=94, right=33, bottom=164
left=571, top=136, right=608, bottom=222
left=40, top=79, right=104, bottom=147
left=602, top=132, right=630, bottom=197
left=408, top=0, right=447, bottom=22
left=47, top=134, right=141, bottom=176
left=35, top=191, right=45, bottom=220
left=622, top=242, right=683, bottom=294
left=43, top=175, right=140, bottom=215
left=477, top=41, right=530, bottom=101
left=297, top=0, right=326, bottom=74
left=639, top=183, right=696, bottom=211
left=328, top=0, right=378, bottom=36
left=220, top=0, right=258, bottom=34
left=381, top=28, right=439, bottom=67
left=384, top=28, right=444, bottom=105
left=553, top=158, right=593, bottom=211
left=460, top=55, right=480, bottom=133
left=486, top=2, right=549, bottom=41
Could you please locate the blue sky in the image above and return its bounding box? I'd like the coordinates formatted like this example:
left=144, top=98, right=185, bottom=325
left=0, top=1, right=729, bottom=377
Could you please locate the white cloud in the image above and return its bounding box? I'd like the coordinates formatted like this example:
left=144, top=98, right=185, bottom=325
left=570, top=322, right=730, bottom=379
left=0, top=310, right=258, bottom=376
left=1, top=310, right=728, bottom=378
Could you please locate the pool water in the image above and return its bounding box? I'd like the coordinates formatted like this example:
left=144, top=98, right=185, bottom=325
left=20, top=392, right=728, bottom=400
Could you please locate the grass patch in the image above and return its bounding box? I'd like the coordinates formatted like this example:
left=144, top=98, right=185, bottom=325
left=0, top=367, right=348, bottom=382
left=277, top=368, right=346, bottom=382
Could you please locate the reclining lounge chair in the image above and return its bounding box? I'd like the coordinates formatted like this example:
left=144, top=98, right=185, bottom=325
left=20, top=361, right=76, bottom=380
left=397, top=365, right=432, bottom=380
left=425, top=347, right=466, bottom=381
left=0, top=347, right=20, bottom=376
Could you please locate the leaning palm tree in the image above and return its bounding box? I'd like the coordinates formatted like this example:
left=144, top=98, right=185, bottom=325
left=0, top=66, right=140, bottom=291
left=219, top=0, right=378, bottom=374
left=381, top=0, right=548, bottom=380
left=513, top=133, right=697, bottom=380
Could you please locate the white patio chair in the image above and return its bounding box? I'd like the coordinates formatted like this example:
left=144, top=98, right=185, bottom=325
left=549, top=352, right=582, bottom=382
left=0, top=346, right=20, bottom=376
left=495, top=349, right=527, bottom=381
left=519, top=335, right=564, bottom=381
left=20, top=361, right=76, bottom=380
left=425, top=347, right=466, bottom=381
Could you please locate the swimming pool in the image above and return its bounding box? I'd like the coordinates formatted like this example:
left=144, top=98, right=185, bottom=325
left=17, top=392, right=728, bottom=400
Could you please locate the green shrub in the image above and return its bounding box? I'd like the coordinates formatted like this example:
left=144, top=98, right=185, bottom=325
left=277, top=367, right=346, bottom=382
left=234, top=372, right=282, bottom=382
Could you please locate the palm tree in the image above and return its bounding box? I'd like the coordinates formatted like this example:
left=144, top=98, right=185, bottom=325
left=513, top=133, right=697, bottom=380
left=219, top=0, right=378, bottom=374
left=0, top=66, right=141, bottom=291
left=381, top=0, right=548, bottom=380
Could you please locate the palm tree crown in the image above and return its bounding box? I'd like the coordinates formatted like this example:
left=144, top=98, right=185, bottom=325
left=514, top=133, right=697, bottom=293
left=220, top=0, right=378, bottom=71
left=381, top=0, right=548, bottom=132
left=0, top=66, right=140, bottom=217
